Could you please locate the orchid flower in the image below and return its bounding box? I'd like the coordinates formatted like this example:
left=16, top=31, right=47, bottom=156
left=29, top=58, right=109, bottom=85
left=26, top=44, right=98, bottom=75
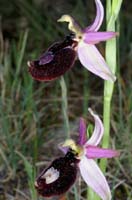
left=35, top=109, right=119, bottom=200
left=58, top=0, right=117, bottom=81
left=28, top=0, right=117, bottom=82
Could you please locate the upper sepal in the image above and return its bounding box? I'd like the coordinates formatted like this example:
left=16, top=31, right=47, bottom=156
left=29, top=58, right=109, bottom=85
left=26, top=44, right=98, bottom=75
left=84, top=0, right=104, bottom=32
left=79, top=156, right=111, bottom=200
left=77, top=41, right=116, bottom=81
left=78, top=118, right=87, bottom=145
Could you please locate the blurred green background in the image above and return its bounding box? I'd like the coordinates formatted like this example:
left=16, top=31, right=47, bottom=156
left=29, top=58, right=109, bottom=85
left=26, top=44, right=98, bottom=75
left=0, top=0, right=132, bottom=199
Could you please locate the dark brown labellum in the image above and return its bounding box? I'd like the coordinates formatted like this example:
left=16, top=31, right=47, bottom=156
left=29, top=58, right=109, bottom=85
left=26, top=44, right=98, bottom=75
left=28, top=36, right=78, bottom=81
left=35, top=151, right=79, bottom=197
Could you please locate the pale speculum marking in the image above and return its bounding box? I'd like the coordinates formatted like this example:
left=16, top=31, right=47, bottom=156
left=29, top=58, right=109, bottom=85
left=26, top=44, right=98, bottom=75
left=42, top=167, right=60, bottom=184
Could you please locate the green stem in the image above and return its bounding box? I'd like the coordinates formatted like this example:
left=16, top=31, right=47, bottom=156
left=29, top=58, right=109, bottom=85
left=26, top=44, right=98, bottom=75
left=73, top=185, right=79, bottom=200
left=100, top=95, right=112, bottom=173
left=60, top=76, right=70, bottom=138
left=93, top=1, right=123, bottom=200
left=100, top=0, right=123, bottom=173
left=100, top=0, right=116, bottom=174
left=83, top=69, right=89, bottom=115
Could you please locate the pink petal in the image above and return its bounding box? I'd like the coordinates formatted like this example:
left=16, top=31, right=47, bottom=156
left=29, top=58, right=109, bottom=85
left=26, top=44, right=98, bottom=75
left=79, top=156, right=111, bottom=200
left=85, top=145, right=120, bottom=159
left=85, top=108, right=104, bottom=146
left=83, top=32, right=118, bottom=44
left=84, top=0, right=104, bottom=32
left=78, top=118, right=87, bottom=145
left=77, top=41, right=116, bottom=81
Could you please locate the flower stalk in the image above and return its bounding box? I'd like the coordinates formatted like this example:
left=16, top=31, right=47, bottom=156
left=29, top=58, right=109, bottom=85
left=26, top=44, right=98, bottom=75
left=60, top=76, right=70, bottom=138
left=88, top=1, right=123, bottom=200
left=100, top=0, right=123, bottom=173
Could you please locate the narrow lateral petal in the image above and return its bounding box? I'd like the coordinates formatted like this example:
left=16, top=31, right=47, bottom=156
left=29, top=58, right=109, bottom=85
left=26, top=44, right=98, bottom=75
left=77, top=41, right=116, bottom=81
left=84, top=0, right=104, bottom=32
left=85, top=145, right=120, bottom=159
left=79, top=156, right=111, bottom=200
left=83, top=32, right=118, bottom=44
left=85, top=108, right=104, bottom=146
left=78, top=118, right=87, bottom=145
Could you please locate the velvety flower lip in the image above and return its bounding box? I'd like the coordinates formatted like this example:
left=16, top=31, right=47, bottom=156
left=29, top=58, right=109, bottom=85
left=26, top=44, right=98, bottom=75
left=58, top=0, right=118, bottom=81
left=35, top=150, right=79, bottom=197
left=61, top=108, right=120, bottom=200
left=28, top=35, right=77, bottom=81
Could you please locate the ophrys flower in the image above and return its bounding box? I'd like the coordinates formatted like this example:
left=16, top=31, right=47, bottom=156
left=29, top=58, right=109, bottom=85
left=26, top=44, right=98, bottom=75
left=35, top=109, right=119, bottom=200
left=58, top=0, right=117, bottom=81
left=28, top=0, right=117, bottom=82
